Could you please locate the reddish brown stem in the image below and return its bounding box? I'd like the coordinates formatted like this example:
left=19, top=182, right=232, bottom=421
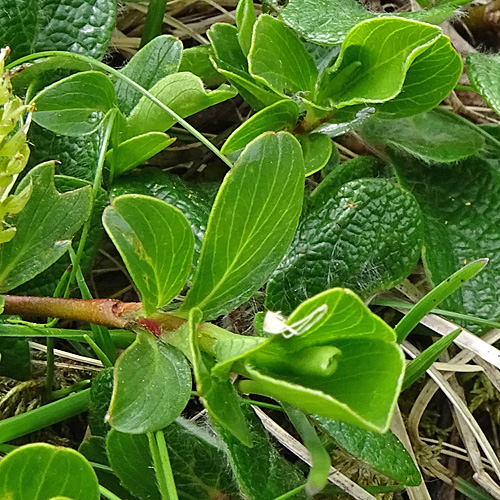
left=3, top=295, right=142, bottom=329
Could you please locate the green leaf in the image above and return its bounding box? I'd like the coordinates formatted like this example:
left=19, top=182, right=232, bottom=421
left=108, top=331, right=191, bottom=433
left=115, top=35, right=183, bottom=116
left=178, top=46, right=225, bottom=87
left=362, top=109, right=484, bottom=163
left=221, top=99, right=299, bottom=154
left=126, top=72, right=236, bottom=138
left=243, top=288, right=405, bottom=432
left=322, top=18, right=442, bottom=108
left=266, top=178, right=423, bottom=314
left=281, top=0, right=460, bottom=46
left=0, top=337, right=31, bottom=381
left=213, top=404, right=307, bottom=500
left=0, top=163, right=92, bottom=292
left=209, top=23, right=248, bottom=72
left=236, top=0, right=257, bottom=56
left=181, top=132, right=305, bottom=320
left=0, top=0, right=116, bottom=61
left=249, top=15, right=318, bottom=95
left=282, top=403, right=330, bottom=495
left=188, top=308, right=253, bottom=446
left=467, top=53, right=500, bottom=117
left=79, top=436, right=139, bottom=500
left=88, top=368, right=114, bottom=437
left=103, top=194, right=194, bottom=315
left=106, top=132, right=175, bottom=176
left=298, top=133, right=333, bottom=176
left=317, top=106, right=375, bottom=138
left=0, top=443, right=99, bottom=500
left=375, top=36, right=462, bottom=119
left=392, top=151, right=500, bottom=332
left=110, top=169, right=217, bottom=273
left=32, top=71, right=117, bottom=136
left=403, top=328, right=462, bottom=390
left=315, top=417, right=422, bottom=486
left=107, top=419, right=239, bottom=500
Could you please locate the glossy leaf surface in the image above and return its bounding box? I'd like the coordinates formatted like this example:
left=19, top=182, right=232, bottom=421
left=0, top=163, right=92, bottom=292
left=103, top=194, right=193, bottom=315
left=181, top=132, right=305, bottom=319
left=32, top=71, right=117, bottom=136
left=108, top=331, right=191, bottom=433
left=298, top=133, right=333, bottom=176
left=267, top=178, right=423, bottom=314
left=0, top=443, right=99, bottom=500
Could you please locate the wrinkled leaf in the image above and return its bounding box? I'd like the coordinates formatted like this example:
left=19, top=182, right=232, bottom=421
left=213, top=404, right=307, bottom=500
left=0, top=337, right=31, bottom=381
left=106, top=132, right=175, bottom=176
left=108, top=331, right=191, bottom=433
left=298, top=133, right=333, bottom=176
left=249, top=15, right=318, bottom=95
left=0, top=163, right=92, bottom=292
left=266, top=178, right=423, bottom=314
left=33, top=71, right=117, bottom=136
left=362, top=109, right=484, bottom=163
left=0, top=443, right=99, bottom=500
left=115, top=35, right=183, bottom=116
left=103, top=195, right=193, bottom=315
left=181, top=132, right=305, bottom=320
left=467, top=53, right=500, bottom=117
left=222, top=99, right=299, bottom=154
left=126, top=72, right=236, bottom=138
left=88, top=368, right=114, bottom=437
left=315, top=417, right=422, bottom=486
left=392, top=151, right=500, bottom=331
left=0, top=0, right=115, bottom=61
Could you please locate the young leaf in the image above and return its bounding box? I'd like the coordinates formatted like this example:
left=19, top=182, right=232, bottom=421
left=107, top=419, right=239, bottom=500
left=317, top=106, right=375, bottom=138
left=0, top=163, right=92, bottom=292
left=0, top=0, right=116, bottom=61
left=266, top=178, right=423, bottom=314
left=298, top=133, right=333, bottom=176
left=249, top=15, right=318, bottom=96
left=402, top=328, right=462, bottom=390
left=0, top=443, right=99, bottom=500
left=212, top=404, right=307, bottom=500
left=362, top=109, right=484, bottom=163
left=282, top=403, right=330, bottom=495
left=323, top=18, right=442, bottom=108
left=110, top=169, right=217, bottom=273
left=108, top=331, right=191, bottom=433
left=103, top=194, right=194, bottom=315
left=181, top=131, right=305, bottom=319
left=314, top=417, right=422, bottom=486
left=221, top=99, right=299, bottom=154
left=178, top=46, right=225, bottom=87
left=105, top=132, right=175, bottom=176
left=241, top=289, right=405, bottom=432
left=376, top=36, right=462, bottom=119
left=392, top=151, right=500, bottom=333
left=115, top=35, right=183, bottom=115
left=32, top=71, right=117, bottom=136
left=236, top=0, right=257, bottom=56
left=126, top=72, right=236, bottom=138
left=188, top=308, right=253, bottom=446
left=467, top=53, right=500, bottom=117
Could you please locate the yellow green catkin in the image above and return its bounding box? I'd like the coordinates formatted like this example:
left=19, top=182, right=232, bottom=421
left=0, top=47, right=34, bottom=243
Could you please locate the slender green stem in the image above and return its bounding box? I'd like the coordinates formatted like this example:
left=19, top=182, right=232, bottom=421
left=148, top=432, right=174, bottom=500
left=83, top=334, right=113, bottom=367
left=455, top=477, right=495, bottom=500
left=141, top=0, right=168, bottom=47
left=155, top=431, right=179, bottom=500
left=51, top=379, right=91, bottom=400
left=44, top=337, right=55, bottom=400
left=7, top=51, right=232, bottom=168
left=99, top=485, right=124, bottom=500
left=455, top=84, right=475, bottom=92
left=0, top=389, right=90, bottom=444
left=272, top=484, right=307, bottom=500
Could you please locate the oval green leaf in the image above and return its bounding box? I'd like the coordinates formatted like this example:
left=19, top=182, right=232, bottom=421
left=181, top=131, right=305, bottom=320
left=32, top=71, right=117, bottom=136
left=221, top=99, right=299, bottom=155
left=103, top=194, right=194, bottom=316
left=108, top=331, right=191, bottom=433
left=0, top=443, right=99, bottom=500
left=298, top=133, right=333, bottom=176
